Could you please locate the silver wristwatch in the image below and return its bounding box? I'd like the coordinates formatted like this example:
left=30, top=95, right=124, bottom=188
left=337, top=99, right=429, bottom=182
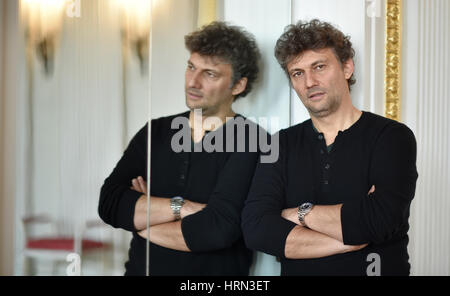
left=298, top=202, right=314, bottom=227
left=170, top=196, right=185, bottom=220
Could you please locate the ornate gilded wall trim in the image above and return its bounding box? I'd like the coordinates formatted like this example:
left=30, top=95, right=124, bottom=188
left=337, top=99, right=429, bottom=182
left=197, top=0, right=217, bottom=28
left=385, top=0, right=402, bottom=121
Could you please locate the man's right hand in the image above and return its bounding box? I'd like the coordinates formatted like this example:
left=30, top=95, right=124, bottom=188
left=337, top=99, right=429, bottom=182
left=131, top=176, right=147, bottom=195
left=131, top=176, right=206, bottom=230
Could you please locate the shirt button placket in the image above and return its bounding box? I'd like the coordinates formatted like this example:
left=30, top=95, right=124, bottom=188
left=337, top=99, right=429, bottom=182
left=178, top=157, right=189, bottom=187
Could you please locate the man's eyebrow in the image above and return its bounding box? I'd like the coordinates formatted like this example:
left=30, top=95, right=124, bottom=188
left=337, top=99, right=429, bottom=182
left=289, top=59, right=328, bottom=74
left=187, top=60, right=222, bottom=75
left=289, top=67, right=303, bottom=74
left=311, top=59, right=327, bottom=67
left=205, top=69, right=221, bottom=76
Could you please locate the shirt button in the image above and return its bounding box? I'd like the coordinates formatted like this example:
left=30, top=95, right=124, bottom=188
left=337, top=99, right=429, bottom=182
left=318, top=134, right=324, bottom=140
left=180, top=174, right=185, bottom=180
left=324, top=180, right=329, bottom=185
left=325, top=163, right=330, bottom=170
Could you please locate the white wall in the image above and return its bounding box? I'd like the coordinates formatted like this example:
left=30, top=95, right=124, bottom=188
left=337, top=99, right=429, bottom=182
left=0, top=0, right=18, bottom=276
left=403, top=0, right=450, bottom=276
left=0, top=0, right=6, bottom=276
left=364, top=0, right=386, bottom=116
left=224, top=0, right=291, bottom=132
left=150, top=0, right=197, bottom=119
left=0, top=2, right=3, bottom=101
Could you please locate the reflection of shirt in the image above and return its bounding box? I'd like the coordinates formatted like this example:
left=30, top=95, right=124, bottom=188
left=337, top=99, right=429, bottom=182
left=242, top=111, right=418, bottom=276
left=99, top=111, right=262, bottom=275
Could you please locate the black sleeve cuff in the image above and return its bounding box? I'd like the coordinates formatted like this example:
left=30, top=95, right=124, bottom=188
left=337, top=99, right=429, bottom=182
left=116, top=189, right=143, bottom=232
left=341, top=200, right=367, bottom=245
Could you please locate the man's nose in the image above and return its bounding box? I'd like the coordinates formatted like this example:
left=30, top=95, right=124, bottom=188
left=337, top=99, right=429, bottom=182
left=187, top=71, right=201, bottom=89
left=305, top=72, right=318, bottom=89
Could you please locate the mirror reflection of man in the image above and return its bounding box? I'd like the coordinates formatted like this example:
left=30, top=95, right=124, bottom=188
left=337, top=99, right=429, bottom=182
left=99, top=22, right=262, bottom=276
left=242, top=19, right=418, bottom=276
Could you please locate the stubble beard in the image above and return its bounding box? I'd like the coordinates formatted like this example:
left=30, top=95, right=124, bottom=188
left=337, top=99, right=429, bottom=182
left=186, top=88, right=206, bottom=113
left=186, top=95, right=219, bottom=117
left=305, top=93, right=342, bottom=119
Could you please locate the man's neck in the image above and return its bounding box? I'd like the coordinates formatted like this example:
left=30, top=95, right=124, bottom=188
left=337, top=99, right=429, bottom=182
left=189, top=108, right=236, bottom=142
left=311, top=105, right=362, bottom=146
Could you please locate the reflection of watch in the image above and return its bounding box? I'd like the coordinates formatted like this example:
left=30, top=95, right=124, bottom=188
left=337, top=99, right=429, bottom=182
left=298, top=202, right=314, bottom=227
left=170, top=196, right=185, bottom=220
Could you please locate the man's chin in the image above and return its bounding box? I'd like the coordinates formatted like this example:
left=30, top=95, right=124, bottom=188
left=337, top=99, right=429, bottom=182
left=307, top=101, right=340, bottom=118
left=308, top=107, right=333, bottom=118
left=186, top=102, right=203, bottom=111
left=186, top=99, right=199, bottom=110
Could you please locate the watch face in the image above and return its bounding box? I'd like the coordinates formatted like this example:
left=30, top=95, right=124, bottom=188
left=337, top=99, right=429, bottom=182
left=301, top=203, right=313, bottom=211
left=171, top=196, right=184, bottom=207
left=172, top=196, right=184, bottom=205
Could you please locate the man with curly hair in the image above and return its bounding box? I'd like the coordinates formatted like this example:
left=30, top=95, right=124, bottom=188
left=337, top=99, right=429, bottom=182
left=99, top=22, right=263, bottom=275
left=242, top=19, right=418, bottom=275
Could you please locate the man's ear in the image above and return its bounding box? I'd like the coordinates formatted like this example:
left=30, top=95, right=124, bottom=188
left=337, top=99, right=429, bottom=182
left=231, top=77, right=248, bottom=97
left=342, top=59, right=354, bottom=80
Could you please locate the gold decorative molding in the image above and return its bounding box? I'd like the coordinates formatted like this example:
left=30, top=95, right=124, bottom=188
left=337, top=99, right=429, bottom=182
left=197, top=0, right=217, bottom=28
left=385, top=0, right=402, bottom=121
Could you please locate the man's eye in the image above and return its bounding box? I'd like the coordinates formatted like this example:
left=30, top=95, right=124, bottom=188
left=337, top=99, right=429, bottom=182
left=206, top=71, right=216, bottom=78
left=187, top=64, right=194, bottom=70
left=292, top=72, right=303, bottom=78
left=315, top=64, right=325, bottom=70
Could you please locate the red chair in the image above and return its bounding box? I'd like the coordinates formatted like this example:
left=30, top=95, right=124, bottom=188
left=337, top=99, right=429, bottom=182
left=22, top=214, right=112, bottom=275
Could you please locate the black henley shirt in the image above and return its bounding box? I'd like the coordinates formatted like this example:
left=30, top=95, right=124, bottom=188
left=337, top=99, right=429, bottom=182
left=99, top=111, right=262, bottom=275
left=242, top=111, right=418, bottom=276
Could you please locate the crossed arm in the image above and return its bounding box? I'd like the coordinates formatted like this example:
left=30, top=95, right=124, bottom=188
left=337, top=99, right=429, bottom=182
left=99, top=123, right=258, bottom=254
left=131, top=176, right=206, bottom=252
left=282, top=205, right=367, bottom=259
left=133, top=178, right=369, bottom=258
left=279, top=186, right=375, bottom=259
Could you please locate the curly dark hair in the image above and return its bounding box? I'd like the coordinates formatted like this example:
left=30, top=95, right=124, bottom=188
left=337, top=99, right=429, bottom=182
left=185, top=21, right=260, bottom=100
left=274, top=19, right=356, bottom=91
